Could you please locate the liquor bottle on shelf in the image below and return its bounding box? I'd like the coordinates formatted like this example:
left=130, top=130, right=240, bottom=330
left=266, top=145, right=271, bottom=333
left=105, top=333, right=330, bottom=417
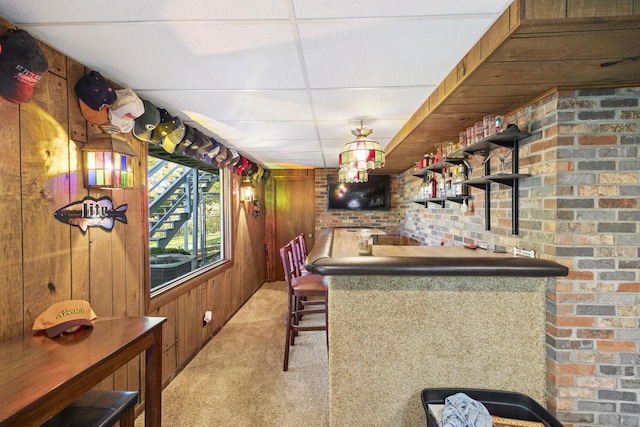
left=454, top=165, right=466, bottom=196
left=437, top=171, right=446, bottom=198
left=419, top=177, right=429, bottom=199
left=452, top=166, right=459, bottom=196
left=429, top=172, right=438, bottom=199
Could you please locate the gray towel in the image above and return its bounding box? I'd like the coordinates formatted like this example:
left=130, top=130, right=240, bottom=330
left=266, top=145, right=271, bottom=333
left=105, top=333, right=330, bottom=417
left=440, top=392, right=492, bottom=427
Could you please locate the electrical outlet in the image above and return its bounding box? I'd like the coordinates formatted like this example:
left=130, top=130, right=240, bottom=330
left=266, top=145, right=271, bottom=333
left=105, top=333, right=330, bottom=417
left=203, top=310, right=213, bottom=326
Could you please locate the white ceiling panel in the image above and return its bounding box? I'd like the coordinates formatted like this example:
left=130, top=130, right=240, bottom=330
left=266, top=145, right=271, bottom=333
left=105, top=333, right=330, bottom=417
left=292, top=0, right=512, bottom=19
left=136, top=90, right=314, bottom=122
left=311, top=87, right=433, bottom=121
left=0, top=0, right=512, bottom=169
left=298, top=16, right=497, bottom=88
left=317, top=120, right=405, bottom=140
left=21, top=21, right=305, bottom=90
left=0, top=0, right=290, bottom=22
left=233, top=139, right=321, bottom=153
left=206, top=121, right=318, bottom=141
left=252, top=150, right=327, bottom=169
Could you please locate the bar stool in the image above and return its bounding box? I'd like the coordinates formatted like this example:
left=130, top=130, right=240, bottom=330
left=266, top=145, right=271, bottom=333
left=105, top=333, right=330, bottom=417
left=279, top=242, right=328, bottom=371
left=291, top=233, right=311, bottom=276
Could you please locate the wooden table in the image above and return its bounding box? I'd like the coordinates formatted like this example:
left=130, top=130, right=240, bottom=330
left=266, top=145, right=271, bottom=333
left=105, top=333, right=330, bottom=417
left=0, top=316, right=166, bottom=427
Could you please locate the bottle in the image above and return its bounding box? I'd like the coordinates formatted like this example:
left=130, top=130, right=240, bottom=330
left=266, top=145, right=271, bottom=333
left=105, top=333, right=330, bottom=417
left=429, top=172, right=438, bottom=199
left=437, top=172, right=445, bottom=198
left=495, top=116, right=503, bottom=133
left=419, top=177, right=429, bottom=199
left=444, top=167, right=452, bottom=197
left=456, top=165, right=467, bottom=196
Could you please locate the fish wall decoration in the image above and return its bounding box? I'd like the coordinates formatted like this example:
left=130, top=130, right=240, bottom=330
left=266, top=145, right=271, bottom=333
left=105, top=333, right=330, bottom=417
left=54, top=196, right=127, bottom=233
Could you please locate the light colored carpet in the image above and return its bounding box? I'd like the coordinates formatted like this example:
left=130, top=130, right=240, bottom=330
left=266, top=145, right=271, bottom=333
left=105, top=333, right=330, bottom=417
left=136, top=281, right=329, bottom=426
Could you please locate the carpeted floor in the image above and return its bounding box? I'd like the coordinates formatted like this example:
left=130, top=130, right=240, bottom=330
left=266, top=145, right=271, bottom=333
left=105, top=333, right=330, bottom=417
left=135, top=281, right=329, bottom=426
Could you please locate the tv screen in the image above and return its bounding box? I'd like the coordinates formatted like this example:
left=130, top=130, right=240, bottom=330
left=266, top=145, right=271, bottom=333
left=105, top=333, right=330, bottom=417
left=327, top=175, right=391, bottom=211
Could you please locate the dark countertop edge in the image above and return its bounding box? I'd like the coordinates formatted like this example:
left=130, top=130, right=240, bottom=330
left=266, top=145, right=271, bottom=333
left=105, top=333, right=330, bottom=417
left=305, top=228, right=569, bottom=277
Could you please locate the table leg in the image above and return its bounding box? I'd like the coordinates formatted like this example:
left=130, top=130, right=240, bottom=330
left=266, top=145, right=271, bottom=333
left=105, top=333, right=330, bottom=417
left=145, top=326, right=163, bottom=426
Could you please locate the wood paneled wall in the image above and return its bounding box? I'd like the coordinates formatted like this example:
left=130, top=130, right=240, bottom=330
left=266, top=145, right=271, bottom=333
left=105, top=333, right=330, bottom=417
left=0, top=18, right=267, bottom=406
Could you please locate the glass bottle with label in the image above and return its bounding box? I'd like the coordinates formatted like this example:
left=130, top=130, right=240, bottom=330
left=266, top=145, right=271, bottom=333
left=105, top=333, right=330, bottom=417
left=429, top=172, right=438, bottom=199
left=437, top=171, right=445, bottom=198
left=455, top=165, right=467, bottom=196
left=444, top=167, right=452, bottom=197
left=419, top=177, right=429, bottom=199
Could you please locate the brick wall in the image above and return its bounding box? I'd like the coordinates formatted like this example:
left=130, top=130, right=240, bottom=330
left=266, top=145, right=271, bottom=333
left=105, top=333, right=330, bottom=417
left=546, top=88, right=639, bottom=425
left=313, top=87, right=639, bottom=425
left=313, top=168, right=404, bottom=239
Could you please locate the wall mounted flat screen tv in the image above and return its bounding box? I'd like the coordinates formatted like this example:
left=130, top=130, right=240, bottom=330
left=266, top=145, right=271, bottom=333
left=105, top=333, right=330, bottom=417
left=327, top=174, right=391, bottom=211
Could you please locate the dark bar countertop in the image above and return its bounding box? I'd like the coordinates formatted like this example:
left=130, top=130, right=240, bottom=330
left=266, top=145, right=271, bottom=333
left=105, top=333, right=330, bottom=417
left=306, top=228, right=568, bottom=277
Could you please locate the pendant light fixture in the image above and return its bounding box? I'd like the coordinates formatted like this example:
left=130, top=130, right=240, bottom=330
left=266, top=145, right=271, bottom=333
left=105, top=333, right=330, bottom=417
left=338, top=167, right=368, bottom=183
left=338, top=122, right=384, bottom=183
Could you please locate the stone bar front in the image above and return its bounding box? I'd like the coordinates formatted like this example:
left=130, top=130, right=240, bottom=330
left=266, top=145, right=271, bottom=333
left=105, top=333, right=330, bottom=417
left=306, top=228, right=569, bottom=427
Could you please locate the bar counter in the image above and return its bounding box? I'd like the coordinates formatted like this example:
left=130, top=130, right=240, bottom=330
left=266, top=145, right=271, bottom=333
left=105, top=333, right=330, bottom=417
left=306, top=228, right=568, bottom=427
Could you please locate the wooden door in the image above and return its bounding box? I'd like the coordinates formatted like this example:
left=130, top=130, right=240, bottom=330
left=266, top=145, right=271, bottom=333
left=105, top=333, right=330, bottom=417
left=269, top=171, right=315, bottom=281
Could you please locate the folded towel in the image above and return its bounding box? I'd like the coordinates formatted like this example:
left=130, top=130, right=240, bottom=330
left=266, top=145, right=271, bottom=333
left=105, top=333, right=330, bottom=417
left=440, top=392, right=492, bottom=427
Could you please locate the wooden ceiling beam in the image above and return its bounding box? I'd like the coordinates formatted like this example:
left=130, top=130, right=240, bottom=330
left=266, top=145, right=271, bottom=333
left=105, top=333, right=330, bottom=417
left=383, top=0, right=640, bottom=174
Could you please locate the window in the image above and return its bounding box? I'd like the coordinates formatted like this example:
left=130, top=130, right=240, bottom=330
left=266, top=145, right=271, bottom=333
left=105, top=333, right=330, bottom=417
left=148, top=144, right=230, bottom=294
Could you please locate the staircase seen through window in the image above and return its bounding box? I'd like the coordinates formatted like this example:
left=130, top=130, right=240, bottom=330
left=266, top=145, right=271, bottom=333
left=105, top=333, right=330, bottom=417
left=148, top=152, right=226, bottom=292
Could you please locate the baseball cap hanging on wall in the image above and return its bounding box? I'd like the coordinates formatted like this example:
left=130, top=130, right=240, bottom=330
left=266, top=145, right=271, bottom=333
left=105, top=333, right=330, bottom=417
left=108, top=88, right=144, bottom=133
left=75, top=71, right=117, bottom=124
left=150, top=108, right=186, bottom=154
left=133, top=99, right=161, bottom=142
left=0, top=29, right=49, bottom=103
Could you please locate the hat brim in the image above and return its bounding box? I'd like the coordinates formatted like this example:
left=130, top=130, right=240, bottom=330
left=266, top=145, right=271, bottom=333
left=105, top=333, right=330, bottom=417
left=0, top=66, right=37, bottom=103
left=44, top=318, right=94, bottom=338
left=109, top=110, right=134, bottom=133
left=133, top=126, right=153, bottom=142
left=162, top=127, right=186, bottom=154
left=79, top=99, right=108, bottom=125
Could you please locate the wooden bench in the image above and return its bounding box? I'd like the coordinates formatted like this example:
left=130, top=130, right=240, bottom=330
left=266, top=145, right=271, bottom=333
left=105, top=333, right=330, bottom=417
left=41, top=390, right=138, bottom=427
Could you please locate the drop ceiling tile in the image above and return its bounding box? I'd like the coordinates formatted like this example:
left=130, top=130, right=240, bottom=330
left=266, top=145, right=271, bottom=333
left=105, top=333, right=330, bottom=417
left=311, top=87, right=433, bottom=121
left=0, top=0, right=289, bottom=23
left=317, top=121, right=403, bottom=140
left=203, top=121, right=319, bottom=141
left=136, top=89, right=314, bottom=122
left=227, top=138, right=321, bottom=153
left=298, top=16, right=498, bottom=88
left=293, top=0, right=512, bottom=18
left=253, top=151, right=327, bottom=169
left=22, top=21, right=305, bottom=90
